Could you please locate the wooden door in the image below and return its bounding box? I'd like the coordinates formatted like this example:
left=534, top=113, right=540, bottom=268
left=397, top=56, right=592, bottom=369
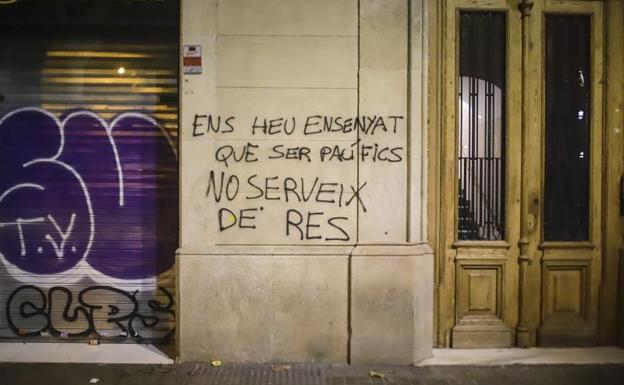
left=437, top=0, right=523, bottom=348
left=517, top=0, right=604, bottom=347
left=435, top=0, right=607, bottom=348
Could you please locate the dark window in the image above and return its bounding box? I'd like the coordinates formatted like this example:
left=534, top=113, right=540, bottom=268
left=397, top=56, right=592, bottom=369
left=457, top=11, right=506, bottom=241
left=544, top=15, right=591, bottom=241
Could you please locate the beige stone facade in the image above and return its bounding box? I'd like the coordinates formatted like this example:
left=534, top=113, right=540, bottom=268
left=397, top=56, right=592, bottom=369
left=176, top=0, right=624, bottom=363
left=177, top=0, right=433, bottom=364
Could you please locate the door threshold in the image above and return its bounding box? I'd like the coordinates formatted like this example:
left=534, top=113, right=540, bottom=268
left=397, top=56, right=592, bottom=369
left=0, top=342, right=174, bottom=364
left=417, top=347, right=624, bottom=366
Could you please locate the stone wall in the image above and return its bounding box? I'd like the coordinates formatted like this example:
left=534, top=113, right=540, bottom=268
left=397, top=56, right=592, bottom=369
left=177, top=0, right=432, bottom=364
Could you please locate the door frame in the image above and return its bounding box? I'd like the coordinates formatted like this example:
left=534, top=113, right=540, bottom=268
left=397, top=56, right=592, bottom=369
left=427, top=0, right=624, bottom=348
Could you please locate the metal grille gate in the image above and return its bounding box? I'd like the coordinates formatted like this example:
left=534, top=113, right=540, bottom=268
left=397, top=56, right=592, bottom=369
left=457, top=11, right=506, bottom=241
left=0, top=0, right=179, bottom=343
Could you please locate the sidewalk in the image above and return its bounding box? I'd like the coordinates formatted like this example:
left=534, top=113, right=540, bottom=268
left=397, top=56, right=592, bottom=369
left=1, top=362, right=624, bottom=385
left=2, top=345, right=624, bottom=385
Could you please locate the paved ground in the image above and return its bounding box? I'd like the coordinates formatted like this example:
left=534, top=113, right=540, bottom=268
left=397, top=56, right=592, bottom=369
left=1, top=363, right=623, bottom=385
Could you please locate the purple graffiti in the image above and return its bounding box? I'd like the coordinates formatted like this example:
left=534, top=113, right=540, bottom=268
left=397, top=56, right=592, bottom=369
left=0, top=108, right=177, bottom=280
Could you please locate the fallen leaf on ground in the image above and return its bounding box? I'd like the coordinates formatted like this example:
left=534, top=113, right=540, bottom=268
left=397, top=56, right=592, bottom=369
left=271, top=364, right=291, bottom=372
left=369, top=370, right=385, bottom=379
left=89, top=378, right=100, bottom=384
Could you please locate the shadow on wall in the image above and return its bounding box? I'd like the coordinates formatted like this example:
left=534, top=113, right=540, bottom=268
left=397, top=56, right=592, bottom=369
left=619, top=248, right=624, bottom=348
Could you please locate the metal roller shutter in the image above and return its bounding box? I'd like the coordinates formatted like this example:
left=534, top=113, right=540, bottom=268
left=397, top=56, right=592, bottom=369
left=0, top=0, right=179, bottom=344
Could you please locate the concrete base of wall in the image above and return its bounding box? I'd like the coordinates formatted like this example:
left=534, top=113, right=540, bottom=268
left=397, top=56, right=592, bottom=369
left=176, top=243, right=433, bottom=364
left=350, top=244, right=433, bottom=365
left=0, top=343, right=173, bottom=364
left=418, top=347, right=624, bottom=366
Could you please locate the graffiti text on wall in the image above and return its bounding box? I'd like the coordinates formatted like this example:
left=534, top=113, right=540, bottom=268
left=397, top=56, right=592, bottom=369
left=0, top=108, right=178, bottom=283
left=0, top=108, right=177, bottom=339
left=194, top=114, right=404, bottom=243
left=7, top=285, right=174, bottom=339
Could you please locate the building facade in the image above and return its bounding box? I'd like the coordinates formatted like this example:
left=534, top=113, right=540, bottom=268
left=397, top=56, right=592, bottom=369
left=0, top=0, right=623, bottom=364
